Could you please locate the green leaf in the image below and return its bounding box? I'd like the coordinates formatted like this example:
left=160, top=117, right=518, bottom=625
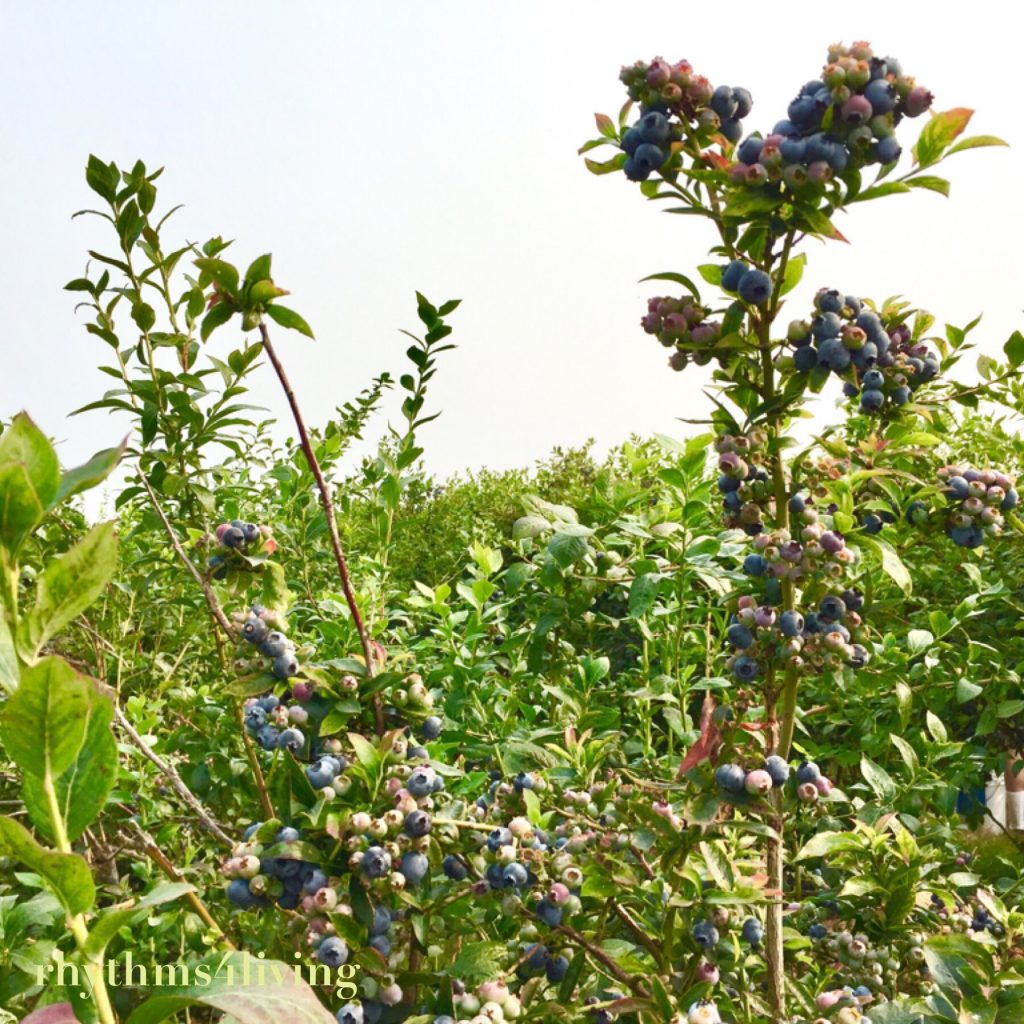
left=0, top=414, right=60, bottom=553
left=123, top=952, right=336, bottom=1024
left=795, top=830, right=862, bottom=861
left=861, top=756, right=897, bottom=803
left=0, top=658, right=95, bottom=780
left=54, top=441, right=126, bottom=506
left=245, top=253, right=273, bottom=283
left=850, top=181, right=911, bottom=203
left=265, top=304, right=315, bottom=339
left=628, top=573, right=661, bottom=617
left=697, top=264, right=723, bottom=287
left=193, top=258, right=240, bottom=296
left=19, top=522, right=118, bottom=659
left=906, top=629, right=934, bottom=657
left=926, top=710, right=948, bottom=743
left=913, top=107, right=974, bottom=166
left=21, top=675, right=117, bottom=842
left=584, top=153, right=627, bottom=175
left=200, top=301, right=235, bottom=342
left=639, top=271, right=701, bottom=300
left=907, top=175, right=951, bottom=197
left=779, top=253, right=806, bottom=297
left=547, top=529, right=591, bottom=568
left=347, top=732, right=380, bottom=773
left=447, top=942, right=508, bottom=984
left=793, top=204, right=848, bottom=243
left=946, top=134, right=1009, bottom=156
left=0, top=612, right=17, bottom=695
left=0, top=817, right=95, bottom=916
left=84, top=882, right=195, bottom=959
left=1004, top=330, right=1024, bottom=367
left=860, top=535, right=912, bottom=595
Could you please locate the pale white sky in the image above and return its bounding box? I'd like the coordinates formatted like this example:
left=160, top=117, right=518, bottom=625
left=2, top=2, right=1019, bottom=483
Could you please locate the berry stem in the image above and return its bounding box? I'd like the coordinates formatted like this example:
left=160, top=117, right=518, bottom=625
left=258, top=322, right=385, bottom=736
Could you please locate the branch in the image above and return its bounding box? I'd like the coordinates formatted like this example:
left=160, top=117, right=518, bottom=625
left=258, top=321, right=384, bottom=735
left=114, top=704, right=234, bottom=849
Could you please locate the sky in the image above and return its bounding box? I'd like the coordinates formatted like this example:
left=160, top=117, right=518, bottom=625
left=2, top=2, right=1019, bottom=491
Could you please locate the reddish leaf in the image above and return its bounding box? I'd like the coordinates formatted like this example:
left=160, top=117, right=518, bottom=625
left=23, top=1006, right=78, bottom=1024
left=677, top=693, right=722, bottom=776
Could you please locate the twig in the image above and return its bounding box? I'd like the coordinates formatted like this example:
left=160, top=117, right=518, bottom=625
left=258, top=322, right=384, bottom=735
left=120, top=813, right=235, bottom=948
left=114, top=705, right=233, bottom=849
left=238, top=704, right=276, bottom=821
left=609, top=899, right=663, bottom=966
left=139, top=477, right=236, bottom=640
left=551, top=918, right=649, bottom=997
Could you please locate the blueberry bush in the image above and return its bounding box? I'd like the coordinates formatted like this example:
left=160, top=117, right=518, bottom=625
left=2, top=37, right=1024, bottom=1024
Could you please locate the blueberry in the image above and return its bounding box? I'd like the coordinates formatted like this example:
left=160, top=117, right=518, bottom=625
left=796, top=761, right=821, bottom=784
left=226, top=878, right=264, bottom=909
left=536, top=898, right=564, bottom=927
left=244, top=705, right=268, bottom=731
left=305, top=758, right=337, bottom=789
left=259, top=632, right=294, bottom=658
left=817, top=338, right=851, bottom=373
left=732, top=87, right=753, bottom=118
left=715, top=763, right=746, bottom=794
left=874, top=136, right=902, bottom=164
left=738, top=269, right=772, bottom=305
left=737, top=136, right=763, bottom=165
left=221, top=526, right=246, bottom=549
left=241, top=522, right=260, bottom=543
left=632, top=143, right=666, bottom=178
left=368, top=904, right=392, bottom=937
left=721, top=259, right=749, bottom=293
left=443, top=855, right=469, bottom=881
left=741, top=917, right=764, bottom=946
left=407, top=767, right=436, bottom=797
left=861, top=369, right=885, bottom=390
left=779, top=610, right=804, bottom=637
left=733, top=655, right=760, bottom=682
left=621, top=126, right=642, bottom=156
left=303, top=869, right=328, bottom=894
left=720, top=118, right=742, bottom=143
left=257, top=694, right=280, bottom=712
left=420, top=715, right=443, bottom=740
left=242, top=616, right=268, bottom=645
left=710, top=85, right=738, bottom=120
left=860, top=389, right=885, bottom=413
left=487, top=827, right=513, bottom=853
left=503, top=862, right=529, bottom=887
left=404, top=810, right=432, bottom=838
left=545, top=954, right=570, bottom=982
left=1002, top=488, right=1019, bottom=511
left=272, top=653, right=299, bottom=680
left=742, top=553, right=768, bottom=577
left=726, top=623, right=754, bottom=649
left=813, top=311, right=843, bottom=338
left=398, top=851, right=429, bottom=886
left=277, top=727, right=305, bottom=754
left=256, top=725, right=280, bottom=750
left=779, top=137, right=806, bottom=163
left=864, top=78, right=896, bottom=114
left=316, top=936, right=348, bottom=968
left=638, top=110, right=670, bottom=145
left=336, top=1004, right=364, bottom=1024
left=692, top=920, right=719, bottom=950
left=794, top=346, right=818, bottom=372
left=947, top=476, right=971, bottom=500
left=764, top=755, right=790, bottom=787
left=361, top=846, right=391, bottom=879
left=808, top=922, right=827, bottom=939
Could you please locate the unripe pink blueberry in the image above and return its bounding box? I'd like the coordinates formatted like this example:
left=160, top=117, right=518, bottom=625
left=814, top=776, right=833, bottom=796
left=798, top=782, right=818, bottom=803
left=744, top=769, right=773, bottom=796
left=697, top=961, right=720, bottom=985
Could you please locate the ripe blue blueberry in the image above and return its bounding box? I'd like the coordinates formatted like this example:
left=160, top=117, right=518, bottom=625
left=407, top=767, right=436, bottom=798
left=743, top=553, right=768, bottom=577
left=503, top=862, right=529, bottom=887
left=536, top=898, right=564, bottom=927
left=796, top=761, right=821, bottom=784
left=1002, top=488, right=1019, bottom=511
left=336, top=1005, right=364, bottom=1024
left=721, top=260, right=748, bottom=292
left=764, top=755, right=790, bottom=787
left=819, top=595, right=846, bottom=621
left=741, top=917, right=764, bottom=946
left=404, top=810, right=432, bottom=838
left=860, top=389, right=885, bottom=413
left=817, top=338, right=852, bottom=373
left=891, top=385, right=911, bottom=405
left=241, top=523, right=260, bottom=543
left=244, top=705, right=267, bottom=731
left=733, top=655, right=760, bottom=682
left=305, top=758, right=337, bottom=789
left=726, top=623, right=754, bottom=649
left=272, top=654, right=299, bottom=680
left=316, top=936, right=348, bottom=968
left=621, top=126, right=642, bottom=156
left=794, top=346, right=818, bottom=372
left=861, top=369, right=885, bottom=390
left=737, top=136, right=764, bottom=165
left=632, top=143, right=666, bottom=178
left=808, top=922, right=827, bottom=939
left=242, top=616, right=268, bottom=645
left=710, top=84, right=738, bottom=119
left=226, top=878, right=263, bottom=909
left=737, top=269, right=772, bottom=305
left=398, top=851, right=429, bottom=886
left=874, top=136, right=901, bottom=164
left=361, top=846, right=391, bottom=879
left=715, top=763, right=746, bottom=794
left=732, top=87, right=753, bottom=118
left=259, top=632, right=294, bottom=658
left=779, top=610, right=804, bottom=637
left=638, top=110, right=670, bottom=145
left=946, top=476, right=970, bottom=500
left=256, top=725, right=280, bottom=750
left=692, top=919, right=720, bottom=950
left=221, top=526, right=245, bottom=549
left=545, top=954, right=570, bottom=982
left=420, top=715, right=443, bottom=740
left=277, top=728, right=305, bottom=754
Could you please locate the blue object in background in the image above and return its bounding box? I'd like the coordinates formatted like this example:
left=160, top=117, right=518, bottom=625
left=956, top=786, right=987, bottom=814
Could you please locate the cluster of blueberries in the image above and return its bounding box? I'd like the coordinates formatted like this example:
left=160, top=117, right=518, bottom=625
left=639, top=293, right=724, bottom=370
left=617, top=57, right=753, bottom=181
left=243, top=691, right=311, bottom=754
left=715, top=756, right=835, bottom=804
left=725, top=589, right=868, bottom=682
left=937, top=464, right=1018, bottom=548
left=430, top=978, right=524, bottom=1024
left=223, top=824, right=324, bottom=913
left=240, top=602, right=302, bottom=682
left=787, top=289, right=940, bottom=412
left=208, top=519, right=274, bottom=579
left=720, top=259, right=773, bottom=306
left=728, top=41, right=933, bottom=192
